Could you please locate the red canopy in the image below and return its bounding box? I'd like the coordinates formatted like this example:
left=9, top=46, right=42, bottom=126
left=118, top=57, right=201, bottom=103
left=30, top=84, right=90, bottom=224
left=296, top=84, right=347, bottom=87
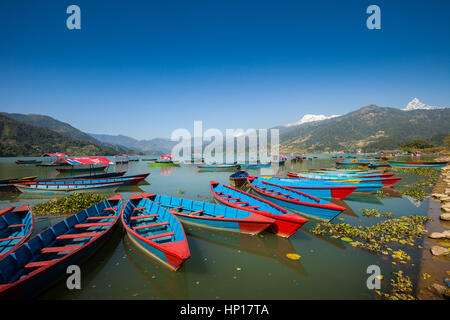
left=54, top=157, right=113, bottom=165
left=42, top=153, right=68, bottom=157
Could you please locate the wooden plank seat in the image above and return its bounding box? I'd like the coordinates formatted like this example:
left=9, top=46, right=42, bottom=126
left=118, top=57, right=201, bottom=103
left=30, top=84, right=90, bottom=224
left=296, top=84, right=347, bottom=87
left=0, top=235, right=24, bottom=242
left=87, top=216, right=116, bottom=220
left=8, top=224, right=26, bottom=228
left=155, top=202, right=161, bottom=205
left=215, top=215, right=225, bottom=218
left=279, top=194, right=291, bottom=197
left=56, top=232, right=102, bottom=240
left=225, top=198, right=241, bottom=201
left=234, top=201, right=249, bottom=205
left=146, top=231, right=174, bottom=240
left=133, top=222, right=169, bottom=230
left=215, top=191, right=224, bottom=194
left=41, top=245, right=82, bottom=253
left=133, top=206, right=146, bottom=211
left=24, top=260, right=56, bottom=268
left=218, top=194, right=231, bottom=198
left=74, top=222, right=112, bottom=228
left=103, top=207, right=118, bottom=211
left=266, top=191, right=281, bottom=194
left=245, top=206, right=260, bottom=209
left=168, top=206, right=183, bottom=212
left=129, top=214, right=158, bottom=221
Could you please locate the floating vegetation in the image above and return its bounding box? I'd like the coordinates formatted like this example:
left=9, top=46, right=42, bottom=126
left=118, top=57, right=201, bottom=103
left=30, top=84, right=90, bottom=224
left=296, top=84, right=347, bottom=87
left=361, top=208, right=394, bottom=218
left=398, top=188, right=428, bottom=202
left=286, top=253, right=301, bottom=260
left=32, top=193, right=109, bottom=216
left=392, top=167, right=439, bottom=201
left=311, top=215, right=430, bottom=255
left=376, top=271, right=415, bottom=300
left=391, top=167, right=439, bottom=177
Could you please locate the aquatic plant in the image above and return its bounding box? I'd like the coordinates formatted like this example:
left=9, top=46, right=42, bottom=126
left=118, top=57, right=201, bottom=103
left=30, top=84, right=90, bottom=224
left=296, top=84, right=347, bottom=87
left=32, top=193, right=109, bottom=216
left=398, top=188, right=428, bottom=201
left=361, top=208, right=394, bottom=218
left=376, top=271, right=415, bottom=300
left=311, top=215, right=430, bottom=255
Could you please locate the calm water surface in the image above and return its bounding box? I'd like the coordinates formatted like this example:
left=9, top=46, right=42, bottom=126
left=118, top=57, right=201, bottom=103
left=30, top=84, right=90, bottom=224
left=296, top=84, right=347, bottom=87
left=0, top=156, right=431, bottom=299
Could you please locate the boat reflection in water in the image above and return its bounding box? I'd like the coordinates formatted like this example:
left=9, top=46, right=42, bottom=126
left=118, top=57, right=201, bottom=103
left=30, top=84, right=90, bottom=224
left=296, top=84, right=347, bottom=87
left=122, top=234, right=189, bottom=299
left=301, top=223, right=346, bottom=250
left=331, top=199, right=358, bottom=218
left=160, top=167, right=176, bottom=176
left=185, top=225, right=308, bottom=278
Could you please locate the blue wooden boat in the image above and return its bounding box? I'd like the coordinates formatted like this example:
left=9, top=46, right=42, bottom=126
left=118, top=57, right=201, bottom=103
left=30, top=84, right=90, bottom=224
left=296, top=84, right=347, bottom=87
left=143, top=193, right=274, bottom=235
left=31, top=173, right=150, bottom=186
left=56, top=165, right=108, bottom=173
left=0, top=206, right=33, bottom=260
left=45, top=171, right=127, bottom=180
left=210, top=181, right=308, bottom=238
left=247, top=177, right=346, bottom=221
left=121, top=193, right=190, bottom=271
left=14, top=182, right=122, bottom=194
left=238, top=163, right=272, bottom=170
left=0, top=194, right=122, bottom=299
left=387, top=160, right=448, bottom=168
left=0, top=176, right=38, bottom=192
left=261, top=177, right=382, bottom=193
left=198, top=164, right=240, bottom=171
left=15, top=160, right=42, bottom=165
left=286, top=172, right=402, bottom=187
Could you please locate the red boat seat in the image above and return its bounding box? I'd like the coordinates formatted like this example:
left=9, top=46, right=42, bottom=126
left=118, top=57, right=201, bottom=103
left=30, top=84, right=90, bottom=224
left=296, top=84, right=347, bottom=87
left=215, top=215, right=225, bottom=218
left=245, top=206, right=260, bottom=209
left=234, top=201, right=249, bottom=205
left=8, top=224, right=26, bottom=228
left=41, top=245, right=82, bottom=253
left=87, top=216, right=116, bottom=220
left=0, top=235, right=24, bottom=242
left=104, top=207, right=118, bottom=212
left=24, top=260, right=56, bottom=268
left=216, top=191, right=224, bottom=194
left=188, top=210, right=204, bottom=216
left=130, top=214, right=158, bottom=220
left=218, top=194, right=231, bottom=198
left=146, top=231, right=175, bottom=240
left=169, top=206, right=183, bottom=212
left=74, top=222, right=112, bottom=228
left=225, top=198, right=241, bottom=201
left=133, top=207, right=146, bottom=211
left=56, top=232, right=102, bottom=240
left=279, top=194, right=291, bottom=197
left=133, top=222, right=169, bottom=230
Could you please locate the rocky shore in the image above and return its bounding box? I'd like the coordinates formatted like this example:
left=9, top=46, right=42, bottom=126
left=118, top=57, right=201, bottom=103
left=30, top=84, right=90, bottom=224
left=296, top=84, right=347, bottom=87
left=418, top=158, right=450, bottom=299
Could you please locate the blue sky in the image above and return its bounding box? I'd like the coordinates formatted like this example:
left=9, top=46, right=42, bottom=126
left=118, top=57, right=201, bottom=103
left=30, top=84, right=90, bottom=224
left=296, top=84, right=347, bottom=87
left=1, top=0, right=449, bottom=140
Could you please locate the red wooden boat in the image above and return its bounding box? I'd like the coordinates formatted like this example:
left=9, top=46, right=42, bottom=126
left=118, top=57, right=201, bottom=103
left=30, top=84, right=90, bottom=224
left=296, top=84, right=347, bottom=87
left=210, top=181, right=308, bottom=238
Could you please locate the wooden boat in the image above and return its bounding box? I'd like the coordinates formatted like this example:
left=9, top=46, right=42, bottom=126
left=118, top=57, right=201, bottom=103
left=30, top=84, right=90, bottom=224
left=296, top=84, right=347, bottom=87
left=263, top=177, right=382, bottom=193
left=287, top=171, right=394, bottom=179
left=142, top=192, right=274, bottom=235
left=238, top=163, right=272, bottom=170
left=14, top=182, right=122, bottom=194
left=41, top=171, right=127, bottom=180
left=0, top=194, right=122, bottom=299
left=387, top=160, right=448, bottom=168
left=15, top=160, right=42, bottom=165
left=0, top=206, right=34, bottom=260
left=286, top=172, right=402, bottom=187
left=256, top=177, right=357, bottom=199
left=210, top=181, right=308, bottom=238
left=247, top=177, right=346, bottom=221
left=229, top=170, right=249, bottom=188
left=30, top=173, right=149, bottom=186
left=121, top=193, right=190, bottom=271
left=0, top=176, right=38, bottom=192
left=56, top=165, right=108, bottom=173
left=198, top=164, right=240, bottom=171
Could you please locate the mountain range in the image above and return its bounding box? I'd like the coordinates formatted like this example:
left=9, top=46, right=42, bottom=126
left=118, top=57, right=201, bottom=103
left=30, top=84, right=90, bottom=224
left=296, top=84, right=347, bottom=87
left=1, top=98, right=449, bottom=156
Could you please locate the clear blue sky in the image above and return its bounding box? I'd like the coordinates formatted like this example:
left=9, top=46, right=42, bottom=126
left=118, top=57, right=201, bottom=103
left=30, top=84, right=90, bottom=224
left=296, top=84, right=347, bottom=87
left=1, top=0, right=449, bottom=140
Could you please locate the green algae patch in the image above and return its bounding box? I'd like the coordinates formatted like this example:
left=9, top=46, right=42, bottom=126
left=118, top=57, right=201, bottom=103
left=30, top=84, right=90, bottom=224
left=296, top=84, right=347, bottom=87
left=32, top=193, right=109, bottom=216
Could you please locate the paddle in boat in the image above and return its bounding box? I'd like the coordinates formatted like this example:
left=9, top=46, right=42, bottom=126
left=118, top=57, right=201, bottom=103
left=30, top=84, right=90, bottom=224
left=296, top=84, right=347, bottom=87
left=143, top=193, right=274, bottom=235
left=0, top=206, right=34, bottom=260
left=0, top=194, right=122, bottom=299
left=247, top=177, right=346, bottom=221
left=121, top=193, right=190, bottom=271
left=210, top=181, right=308, bottom=238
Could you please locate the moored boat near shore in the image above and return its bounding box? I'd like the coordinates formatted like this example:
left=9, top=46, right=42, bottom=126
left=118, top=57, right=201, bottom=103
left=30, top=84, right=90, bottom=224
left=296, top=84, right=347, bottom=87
left=387, top=160, right=448, bottom=168
left=13, top=182, right=122, bottom=194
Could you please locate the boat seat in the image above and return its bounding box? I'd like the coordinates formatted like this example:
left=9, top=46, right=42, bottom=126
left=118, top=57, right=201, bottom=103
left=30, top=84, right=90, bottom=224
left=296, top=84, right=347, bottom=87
left=216, top=191, right=224, bottom=194
left=41, top=245, right=82, bottom=253
left=245, top=206, right=260, bottom=209
left=215, top=215, right=225, bottom=218
left=267, top=191, right=281, bottom=194
left=218, top=194, right=231, bottom=198
left=130, top=214, right=158, bottom=221
left=0, top=235, right=24, bottom=242
left=188, top=210, right=204, bottom=216
left=225, top=198, right=241, bottom=201
left=169, top=206, right=183, bottom=212
left=74, top=222, right=112, bottom=228
left=234, top=201, right=249, bottom=205
left=24, top=260, right=56, bottom=268
left=87, top=216, right=116, bottom=220
left=104, top=207, right=118, bottom=212
left=56, top=232, right=102, bottom=240
left=133, top=222, right=169, bottom=230
left=279, top=194, right=291, bottom=197
left=8, top=224, right=26, bottom=228
left=133, top=206, right=146, bottom=211
left=146, top=231, right=174, bottom=240
left=155, top=202, right=161, bottom=205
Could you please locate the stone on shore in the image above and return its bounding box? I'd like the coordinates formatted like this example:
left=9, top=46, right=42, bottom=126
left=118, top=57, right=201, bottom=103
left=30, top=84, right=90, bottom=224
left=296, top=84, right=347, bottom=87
left=431, top=246, right=449, bottom=256
left=429, top=232, right=447, bottom=239
left=431, top=283, right=447, bottom=295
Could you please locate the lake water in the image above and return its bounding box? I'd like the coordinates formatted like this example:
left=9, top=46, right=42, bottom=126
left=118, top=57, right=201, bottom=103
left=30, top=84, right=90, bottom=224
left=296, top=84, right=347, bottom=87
left=0, top=156, right=431, bottom=299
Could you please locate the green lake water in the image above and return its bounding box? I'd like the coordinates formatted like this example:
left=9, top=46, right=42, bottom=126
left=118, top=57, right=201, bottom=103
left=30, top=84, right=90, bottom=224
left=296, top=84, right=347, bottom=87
left=0, top=156, right=432, bottom=299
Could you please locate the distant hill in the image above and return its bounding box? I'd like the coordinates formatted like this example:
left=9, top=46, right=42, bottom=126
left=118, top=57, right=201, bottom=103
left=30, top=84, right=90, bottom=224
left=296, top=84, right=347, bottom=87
left=278, top=105, right=450, bottom=153
left=0, top=114, right=131, bottom=157
left=89, top=133, right=177, bottom=155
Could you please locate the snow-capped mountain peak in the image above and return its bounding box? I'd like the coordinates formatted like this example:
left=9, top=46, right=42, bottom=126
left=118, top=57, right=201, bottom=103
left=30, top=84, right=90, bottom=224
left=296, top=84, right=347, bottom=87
left=402, top=98, right=446, bottom=111
left=285, top=114, right=339, bottom=127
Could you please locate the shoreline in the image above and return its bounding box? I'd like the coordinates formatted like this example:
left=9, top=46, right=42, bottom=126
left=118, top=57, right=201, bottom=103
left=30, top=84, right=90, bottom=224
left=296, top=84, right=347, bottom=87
left=417, top=158, right=450, bottom=300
